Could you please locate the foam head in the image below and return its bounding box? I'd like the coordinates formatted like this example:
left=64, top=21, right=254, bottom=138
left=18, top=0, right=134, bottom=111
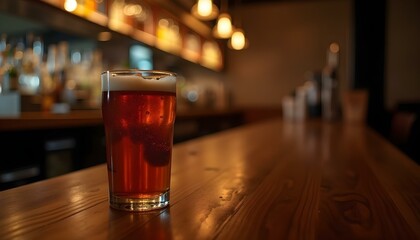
left=101, top=70, right=176, bottom=93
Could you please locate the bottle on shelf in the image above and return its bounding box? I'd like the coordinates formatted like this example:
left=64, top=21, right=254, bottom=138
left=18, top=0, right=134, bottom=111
left=0, top=33, right=11, bottom=93
left=0, top=36, right=23, bottom=93
left=305, top=70, right=322, bottom=118
left=0, top=34, right=21, bottom=116
left=18, top=33, right=42, bottom=96
left=1, top=31, right=105, bottom=112
left=321, top=42, right=340, bottom=121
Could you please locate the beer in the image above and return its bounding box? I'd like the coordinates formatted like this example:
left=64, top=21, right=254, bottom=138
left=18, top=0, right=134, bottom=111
left=101, top=70, right=176, bottom=211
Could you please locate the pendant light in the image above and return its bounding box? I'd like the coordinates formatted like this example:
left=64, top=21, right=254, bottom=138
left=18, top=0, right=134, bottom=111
left=228, top=28, right=246, bottom=50
left=227, top=0, right=248, bottom=50
left=213, top=0, right=233, bottom=39
left=213, top=13, right=233, bottom=39
left=191, top=0, right=219, bottom=21
left=64, top=0, right=77, bottom=12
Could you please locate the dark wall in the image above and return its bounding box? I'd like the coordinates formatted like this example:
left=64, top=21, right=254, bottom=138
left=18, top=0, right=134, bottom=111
left=353, top=0, right=388, bottom=135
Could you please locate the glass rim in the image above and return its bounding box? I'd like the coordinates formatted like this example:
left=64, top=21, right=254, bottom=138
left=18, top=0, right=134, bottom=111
left=101, top=69, right=176, bottom=77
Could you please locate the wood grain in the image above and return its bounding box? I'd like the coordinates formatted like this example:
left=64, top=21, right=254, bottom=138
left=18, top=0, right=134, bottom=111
left=316, top=124, right=417, bottom=239
left=0, top=119, right=419, bottom=239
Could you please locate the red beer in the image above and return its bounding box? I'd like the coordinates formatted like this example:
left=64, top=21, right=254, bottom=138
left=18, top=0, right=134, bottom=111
left=101, top=70, right=176, bottom=211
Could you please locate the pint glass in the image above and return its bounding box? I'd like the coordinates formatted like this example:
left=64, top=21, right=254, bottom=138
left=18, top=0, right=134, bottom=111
left=101, top=70, right=176, bottom=211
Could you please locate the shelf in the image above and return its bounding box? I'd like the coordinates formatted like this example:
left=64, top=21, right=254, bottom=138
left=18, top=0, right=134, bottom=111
left=34, top=0, right=224, bottom=71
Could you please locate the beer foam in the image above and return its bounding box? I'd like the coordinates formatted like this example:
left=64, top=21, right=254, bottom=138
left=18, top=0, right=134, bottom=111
left=101, top=72, right=176, bottom=93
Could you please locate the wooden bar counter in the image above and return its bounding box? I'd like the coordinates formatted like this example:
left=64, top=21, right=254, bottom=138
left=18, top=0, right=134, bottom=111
left=0, top=119, right=419, bottom=239
left=1, top=109, right=239, bottom=131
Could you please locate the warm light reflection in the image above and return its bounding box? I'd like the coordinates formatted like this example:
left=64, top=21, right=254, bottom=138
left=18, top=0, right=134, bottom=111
left=158, top=18, right=169, bottom=28
left=182, top=33, right=200, bottom=62
left=156, top=18, right=182, bottom=53
left=329, top=42, right=340, bottom=53
left=108, top=0, right=132, bottom=34
left=202, top=41, right=222, bottom=69
left=327, top=42, right=340, bottom=67
left=123, top=4, right=143, bottom=16
left=214, top=13, right=232, bottom=38
left=70, top=192, right=83, bottom=203
left=64, top=0, right=77, bottom=12
left=98, top=31, right=112, bottom=41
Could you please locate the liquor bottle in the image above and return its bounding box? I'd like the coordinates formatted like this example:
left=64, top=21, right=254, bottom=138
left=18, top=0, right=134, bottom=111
left=52, top=41, right=75, bottom=106
left=0, top=35, right=21, bottom=116
left=0, top=34, right=9, bottom=92
left=18, top=48, right=41, bottom=95
left=321, top=43, right=340, bottom=121
left=306, top=71, right=322, bottom=118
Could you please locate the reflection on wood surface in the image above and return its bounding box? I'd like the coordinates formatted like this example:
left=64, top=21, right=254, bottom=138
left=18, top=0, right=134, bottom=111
left=0, top=119, right=419, bottom=239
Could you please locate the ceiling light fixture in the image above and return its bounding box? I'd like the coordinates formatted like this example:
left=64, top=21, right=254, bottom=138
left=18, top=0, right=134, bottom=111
left=64, top=0, right=77, bottom=12
left=228, top=28, right=247, bottom=50
left=226, top=0, right=249, bottom=50
left=213, top=13, right=233, bottom=39
left=229, top=29, right=245, bottom=50
left=191, top=0, right=219, bottom=21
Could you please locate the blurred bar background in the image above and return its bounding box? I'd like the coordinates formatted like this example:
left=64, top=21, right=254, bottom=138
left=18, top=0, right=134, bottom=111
left=0, top=0, right=419, bottom=190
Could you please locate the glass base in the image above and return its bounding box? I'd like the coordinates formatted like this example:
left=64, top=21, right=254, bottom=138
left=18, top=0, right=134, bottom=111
left=110, top=191, right=169, bottom=212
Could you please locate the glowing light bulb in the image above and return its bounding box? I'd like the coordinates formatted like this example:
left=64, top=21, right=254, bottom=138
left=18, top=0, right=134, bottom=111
left=231, top=29, right=245, bottom=50
left=192, top=0, right=218, bottom=20
left=64, top=0, right=77, bottom=12
left=216, top=14, right=232, bottom=38
left=197, top=0, right=212, bottom=17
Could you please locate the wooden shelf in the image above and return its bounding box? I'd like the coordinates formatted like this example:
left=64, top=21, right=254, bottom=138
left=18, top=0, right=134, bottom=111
left=35, top=0, right=223, bottom=71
